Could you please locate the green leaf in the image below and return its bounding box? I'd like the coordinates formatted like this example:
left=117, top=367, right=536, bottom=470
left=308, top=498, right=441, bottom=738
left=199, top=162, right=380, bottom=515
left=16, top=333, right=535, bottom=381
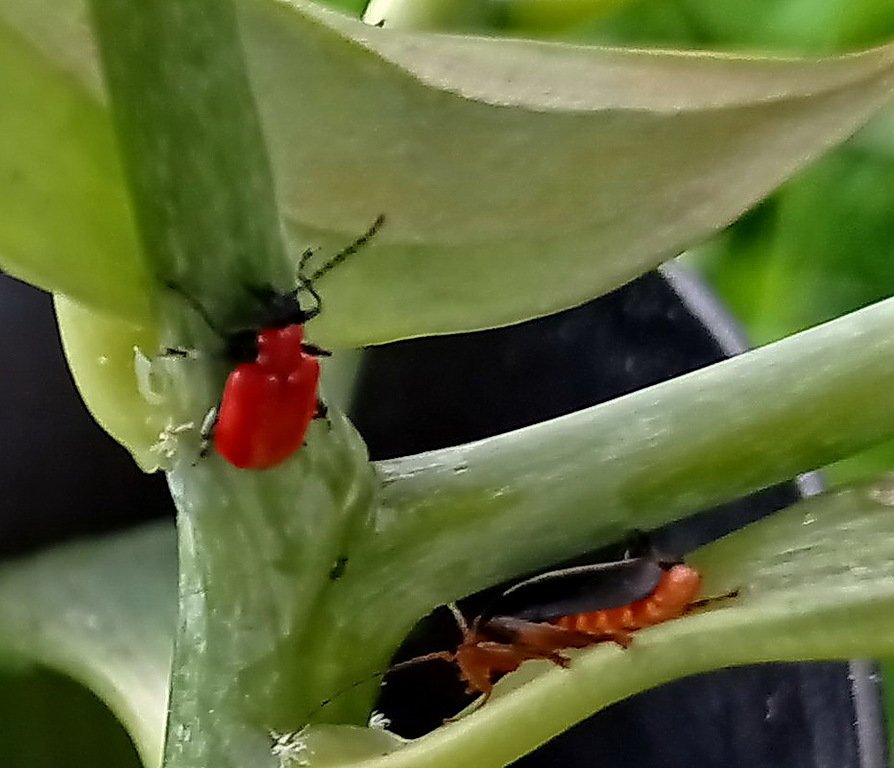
left=236, top=1, right=894, bottom=346
left=0, top=19, right=150, bottom=324
left=0, top=668, right=143, bottom=768
left=4, top=0, right=894, bottom=346
left=297, top=477, right=894, bottom=767
left=364, top=0, right=636, bottom=32
left=7, top=484, right=894, bottom=768
left=0, top=524, right=175, bottom=768
left=54, top=295, right=169, bottom=472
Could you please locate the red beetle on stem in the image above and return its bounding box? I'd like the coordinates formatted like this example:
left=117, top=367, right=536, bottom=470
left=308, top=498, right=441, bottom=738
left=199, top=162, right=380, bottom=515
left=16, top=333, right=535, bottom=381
left=167, top=215, right=385, bottom=469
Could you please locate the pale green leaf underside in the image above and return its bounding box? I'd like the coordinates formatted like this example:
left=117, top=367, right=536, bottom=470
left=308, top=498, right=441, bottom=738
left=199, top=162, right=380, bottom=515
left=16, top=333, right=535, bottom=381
left=0, top=20, right=149, bottom=323
left=5, top=483, right=894, bottom=768
left=0, top=524, right=174, bottom=768
left=54, top=295, right=167, bottom=472
left=2, top=0, right=894, bottom=345
left=362, top=0, right=634, bottom=32
left=300, top=478, right=894, bottom=767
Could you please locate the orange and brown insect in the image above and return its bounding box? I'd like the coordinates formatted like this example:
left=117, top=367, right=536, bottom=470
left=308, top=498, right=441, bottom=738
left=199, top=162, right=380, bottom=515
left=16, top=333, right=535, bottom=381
left=395, top=604, right=629, bottom=704
left=394, top=553, right=731, bottom=709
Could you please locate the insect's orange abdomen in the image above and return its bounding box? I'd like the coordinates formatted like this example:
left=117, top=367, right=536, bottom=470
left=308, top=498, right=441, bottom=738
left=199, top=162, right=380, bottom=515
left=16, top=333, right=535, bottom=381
left=554, top=564, right=701, bottom=634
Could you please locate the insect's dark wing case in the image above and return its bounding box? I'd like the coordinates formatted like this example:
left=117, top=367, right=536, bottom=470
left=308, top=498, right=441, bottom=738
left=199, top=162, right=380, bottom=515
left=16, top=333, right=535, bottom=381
left=485, top=557, right=664, bottom=622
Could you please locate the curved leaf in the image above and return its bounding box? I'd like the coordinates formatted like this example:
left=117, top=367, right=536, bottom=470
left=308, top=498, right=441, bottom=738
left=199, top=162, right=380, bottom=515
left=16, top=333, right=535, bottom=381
left=0, top=19, right=150, bottom=324
left=3, top=0, right=894, bottom=345
left=54, top=295, right=168, bottom=472
left=7, top=483, right=894, bottom=768
left=230, top=0, right=894, bottom=345
left=0, top=524, right=175, bottom=768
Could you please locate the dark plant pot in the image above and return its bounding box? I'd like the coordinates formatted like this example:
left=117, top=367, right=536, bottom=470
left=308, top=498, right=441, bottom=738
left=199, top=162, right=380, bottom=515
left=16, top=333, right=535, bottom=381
left=0, top=269, right=886, bottom=767
left=350, top=267, right=887, bottom=768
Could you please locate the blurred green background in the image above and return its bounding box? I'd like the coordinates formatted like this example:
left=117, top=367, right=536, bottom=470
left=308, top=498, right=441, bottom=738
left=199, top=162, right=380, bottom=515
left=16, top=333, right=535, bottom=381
left=584, top=0, right=894, bottom=487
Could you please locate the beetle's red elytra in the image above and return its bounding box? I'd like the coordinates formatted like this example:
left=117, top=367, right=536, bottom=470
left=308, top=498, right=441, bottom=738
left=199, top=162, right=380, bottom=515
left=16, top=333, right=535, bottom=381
left=167, top=215, right=385, bottom=470
left=213, top=325, right=322, bottom=470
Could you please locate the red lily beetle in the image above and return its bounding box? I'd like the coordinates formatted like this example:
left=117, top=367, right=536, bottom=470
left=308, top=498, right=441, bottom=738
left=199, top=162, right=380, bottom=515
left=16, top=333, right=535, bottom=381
left=168, top=215, right=385, bottom=469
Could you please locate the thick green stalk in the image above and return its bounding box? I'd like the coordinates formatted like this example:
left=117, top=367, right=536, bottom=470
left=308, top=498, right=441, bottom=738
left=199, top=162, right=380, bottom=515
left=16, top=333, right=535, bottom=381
left=325, top=296, right=894, bottom=658
left=165, top=416, right=377, bottom=767
left=85, top=0, right=361, bottom=765
left=298, top=479, right=894, bottom=768
left=89, top=0, right=288, bottom=301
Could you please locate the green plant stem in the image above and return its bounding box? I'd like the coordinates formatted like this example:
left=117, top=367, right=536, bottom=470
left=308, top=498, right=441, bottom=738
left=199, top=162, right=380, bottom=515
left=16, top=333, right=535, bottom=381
left=88, top=0, right=288, bottom=302
left=288, top=477, right=894, bottom=768
left=331, top=295, right=894, bottom=656
left=86, top=0, right=328, bottom=764
left=164, top=414, right=378, bottom=768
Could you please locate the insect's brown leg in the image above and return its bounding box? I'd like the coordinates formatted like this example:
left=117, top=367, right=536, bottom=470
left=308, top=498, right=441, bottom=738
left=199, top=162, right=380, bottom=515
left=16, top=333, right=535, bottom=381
left=606, top=630, right=633, bottom=649
left=684, top=588, right=740, bottom=614
left=545, top=651, right=572, bottom=668
left=445, top=690, right=492, bottom=724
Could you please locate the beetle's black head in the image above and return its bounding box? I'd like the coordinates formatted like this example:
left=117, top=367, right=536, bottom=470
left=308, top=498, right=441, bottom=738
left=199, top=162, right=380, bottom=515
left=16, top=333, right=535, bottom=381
left=223, top=329, right=261, bottom=364
left=248, top=286, right=312, bottom=328
left=221, top=286, right=317, bottom=363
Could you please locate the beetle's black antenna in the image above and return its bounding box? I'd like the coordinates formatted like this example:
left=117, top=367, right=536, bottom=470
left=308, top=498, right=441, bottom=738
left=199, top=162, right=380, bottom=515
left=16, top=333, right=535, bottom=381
left=304, top=214, right=386, bottom=284
left=295, top=248, right=321, bottom=318
left=164, top=281, right=226, bottom=338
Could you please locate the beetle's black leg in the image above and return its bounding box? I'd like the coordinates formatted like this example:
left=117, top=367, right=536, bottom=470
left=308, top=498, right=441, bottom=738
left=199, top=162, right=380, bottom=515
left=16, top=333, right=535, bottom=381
left=302, top=342, right=332, bottom=358
left=314, top=399, right=332, bottom=431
